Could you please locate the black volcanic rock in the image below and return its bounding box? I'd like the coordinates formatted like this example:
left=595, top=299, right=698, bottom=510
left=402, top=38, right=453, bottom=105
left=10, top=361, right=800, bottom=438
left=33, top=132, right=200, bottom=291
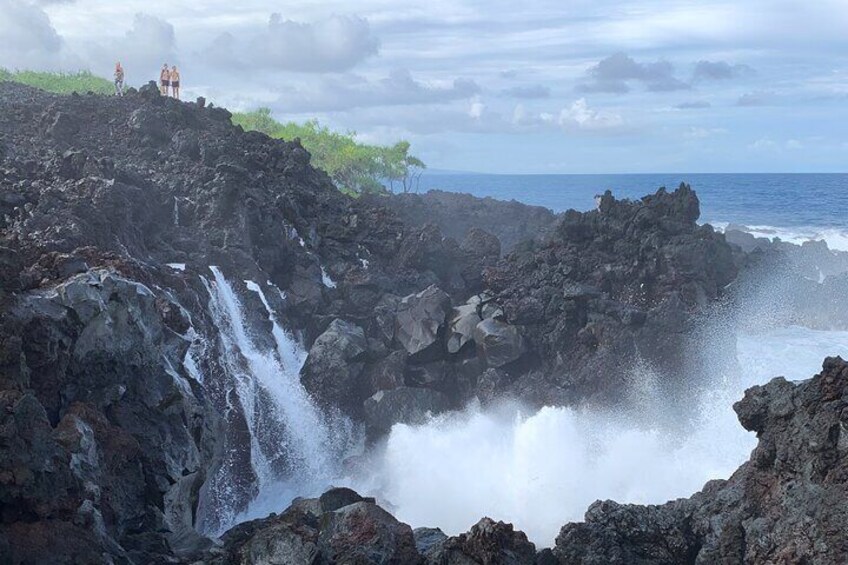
left=553, top=357, right=848, bottom=564
left=485, top=185, right=738, bottom=406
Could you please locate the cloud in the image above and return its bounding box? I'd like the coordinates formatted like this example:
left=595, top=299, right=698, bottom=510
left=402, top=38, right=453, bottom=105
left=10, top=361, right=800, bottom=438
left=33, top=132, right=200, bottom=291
left=208, top=14, right=379, bottom=73
left=577, top=52, right=690, bottom=94
left=500, top=84, right=551, bottom=99
left=78, top=13, right=177, bottom=82
left=555, top=98, right=625, bottom=131
left=0, top=0, right=64, bottom=69
left=275, top=69, right=480, bottom=112
left=675, top=101, right=712, bottom=109
left=692, top=60, right=755, bottom=82
left=737, top=90, right=774, bottom=106
left=684, top=126, right=726, bottom=139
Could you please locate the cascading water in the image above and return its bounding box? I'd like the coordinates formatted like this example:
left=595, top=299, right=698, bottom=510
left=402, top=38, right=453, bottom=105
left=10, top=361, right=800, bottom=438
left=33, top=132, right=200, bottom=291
left=195, top=267, right=359, bottom=533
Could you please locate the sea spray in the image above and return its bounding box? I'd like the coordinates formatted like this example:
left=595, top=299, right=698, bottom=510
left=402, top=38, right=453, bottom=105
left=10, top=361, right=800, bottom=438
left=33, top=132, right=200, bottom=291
left=349, top=326, right=848, bottom=547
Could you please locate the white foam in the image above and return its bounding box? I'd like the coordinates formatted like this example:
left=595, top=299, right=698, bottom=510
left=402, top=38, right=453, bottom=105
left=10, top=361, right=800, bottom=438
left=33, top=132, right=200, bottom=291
left=166, top=263, right=186, bottom=272
left=321, top=266, right=337, bottom=288
left=713, top=222, right=848, bottom=252
left=349, top=326, right=848, bottom=547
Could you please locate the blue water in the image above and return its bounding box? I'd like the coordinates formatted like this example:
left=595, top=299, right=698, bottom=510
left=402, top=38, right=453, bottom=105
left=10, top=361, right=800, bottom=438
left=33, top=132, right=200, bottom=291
left=417, top=173, right=848, bottom=231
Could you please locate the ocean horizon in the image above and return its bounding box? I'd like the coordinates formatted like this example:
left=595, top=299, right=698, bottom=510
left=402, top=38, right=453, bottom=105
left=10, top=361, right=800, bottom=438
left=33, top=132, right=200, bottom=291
left=416, top=172, right=848, bottom=251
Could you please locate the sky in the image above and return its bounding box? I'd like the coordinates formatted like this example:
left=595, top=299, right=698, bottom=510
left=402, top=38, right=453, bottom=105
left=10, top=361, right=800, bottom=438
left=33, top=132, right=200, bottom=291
left=2, top=0, right=847, bottom=173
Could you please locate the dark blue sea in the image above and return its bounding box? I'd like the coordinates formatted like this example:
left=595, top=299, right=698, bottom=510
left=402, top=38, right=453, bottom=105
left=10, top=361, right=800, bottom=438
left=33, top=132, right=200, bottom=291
left=417, top=173, right=848, bottom=250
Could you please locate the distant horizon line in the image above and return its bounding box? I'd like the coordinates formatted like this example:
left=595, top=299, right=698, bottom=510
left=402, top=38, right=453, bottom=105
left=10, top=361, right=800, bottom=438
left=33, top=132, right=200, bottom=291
left=424, top=169, right=848, bottom=176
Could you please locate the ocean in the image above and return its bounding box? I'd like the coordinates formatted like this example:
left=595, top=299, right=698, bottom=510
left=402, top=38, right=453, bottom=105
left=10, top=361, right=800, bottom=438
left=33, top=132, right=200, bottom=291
left=417, top=173, right=848, bottom=250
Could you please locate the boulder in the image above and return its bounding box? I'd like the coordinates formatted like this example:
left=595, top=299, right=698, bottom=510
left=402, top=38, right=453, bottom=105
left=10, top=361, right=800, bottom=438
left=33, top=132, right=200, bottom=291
left=301, top=318, right=368, bottom=413
left=394, top=285, right=452, bottom=356
left=447, top=303, right=482, bottom=354
left=363, top=386, right=451, bottom=436
left=474, top=318, right=525, bottom=367
left=212, top=490, right=421, bottom=565
left=414, top=527, right=448, bottom=556
left=461, top=227, right=502, bottom=260
left=319, top=501, right=422, bottom=564
left=426, top=517, right=536, bottom=565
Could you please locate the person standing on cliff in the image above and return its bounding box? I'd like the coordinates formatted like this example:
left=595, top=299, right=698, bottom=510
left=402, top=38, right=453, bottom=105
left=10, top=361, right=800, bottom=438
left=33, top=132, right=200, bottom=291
left=170, top=65, right=181, bottom=100
left=114, top=62, right=124, bottom=96
left=159, top=64, right=170, bottom=96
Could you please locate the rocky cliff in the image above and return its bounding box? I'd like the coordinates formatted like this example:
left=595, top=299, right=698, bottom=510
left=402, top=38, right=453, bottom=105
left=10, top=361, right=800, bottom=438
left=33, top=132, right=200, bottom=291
left=1, top=80, right=841, bottom=563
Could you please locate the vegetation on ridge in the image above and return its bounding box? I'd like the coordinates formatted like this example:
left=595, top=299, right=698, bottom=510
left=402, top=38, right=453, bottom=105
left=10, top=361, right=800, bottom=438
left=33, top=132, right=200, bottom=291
left=232, top=108, right=425, bottom=195
left=0, top=70, right=426, bottom=195
left=0, top=69, right=113, bottom=95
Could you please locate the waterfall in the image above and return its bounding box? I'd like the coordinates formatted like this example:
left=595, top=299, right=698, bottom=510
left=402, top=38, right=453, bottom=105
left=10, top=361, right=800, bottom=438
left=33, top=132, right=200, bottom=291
left=197, top=267, right=359, bottom=533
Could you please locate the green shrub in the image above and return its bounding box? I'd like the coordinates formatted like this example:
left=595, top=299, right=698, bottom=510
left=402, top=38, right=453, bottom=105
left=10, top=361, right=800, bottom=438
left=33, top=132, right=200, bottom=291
left=233, top=108, right=425, bottom=195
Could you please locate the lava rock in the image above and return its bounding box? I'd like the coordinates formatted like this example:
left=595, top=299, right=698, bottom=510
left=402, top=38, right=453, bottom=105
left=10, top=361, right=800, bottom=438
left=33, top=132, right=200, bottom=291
left=363, top=386, right=451, bottom=436
left=474, top=318, right=526, bottom=367
left=394, top=285, right=452, bottom=357
left=301, top=318, right=368, bottom=413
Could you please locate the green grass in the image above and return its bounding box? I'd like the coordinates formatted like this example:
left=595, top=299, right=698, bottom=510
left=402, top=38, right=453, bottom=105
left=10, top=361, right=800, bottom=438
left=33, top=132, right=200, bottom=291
left=0, top=69, right=113, bottom=95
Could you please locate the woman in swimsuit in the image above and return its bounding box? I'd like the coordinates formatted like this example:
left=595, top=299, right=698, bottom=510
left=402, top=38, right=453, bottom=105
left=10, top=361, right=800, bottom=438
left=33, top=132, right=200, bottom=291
left=159, top=64, right=170, bottom=96
left=170, top=66, right=181, bottom=100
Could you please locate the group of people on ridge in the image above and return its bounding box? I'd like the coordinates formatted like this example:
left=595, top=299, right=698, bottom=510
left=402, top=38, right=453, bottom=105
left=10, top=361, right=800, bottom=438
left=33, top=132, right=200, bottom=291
left=159, top=64, right=181, bottom=99
left=111, top=61, right=181, bottom=99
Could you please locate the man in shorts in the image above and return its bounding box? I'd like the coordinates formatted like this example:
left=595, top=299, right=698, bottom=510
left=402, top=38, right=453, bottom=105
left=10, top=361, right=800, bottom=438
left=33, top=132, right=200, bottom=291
left=160, top=63, right=170, bottom=96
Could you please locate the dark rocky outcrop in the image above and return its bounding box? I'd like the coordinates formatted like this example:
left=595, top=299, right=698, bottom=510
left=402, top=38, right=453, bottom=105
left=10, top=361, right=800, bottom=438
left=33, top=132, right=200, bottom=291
left=553, top=357, right=848, bottom=564
left=485, top=186, right=738, bottom=406
left=205, top=488, right=422, bottom=565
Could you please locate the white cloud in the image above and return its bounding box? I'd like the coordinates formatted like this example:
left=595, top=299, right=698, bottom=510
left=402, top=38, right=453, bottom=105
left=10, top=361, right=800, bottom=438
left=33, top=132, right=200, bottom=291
left=557, top=98, right=624, bottom=131
left=207, top=14, right=379, bottom=73
left=468, top=95, right=485, bottom=119
left=684, top=126, right=726, bottom=139
left=0, top=0, right=66, bottom=69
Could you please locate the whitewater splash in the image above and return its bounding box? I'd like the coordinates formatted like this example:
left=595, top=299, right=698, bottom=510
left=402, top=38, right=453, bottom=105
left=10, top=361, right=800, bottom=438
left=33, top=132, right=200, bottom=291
left=712, top=222, right=848, bottom=252
left=349, top=326, right=848, bottom=547
left=196, top=267, right=359, bottom=533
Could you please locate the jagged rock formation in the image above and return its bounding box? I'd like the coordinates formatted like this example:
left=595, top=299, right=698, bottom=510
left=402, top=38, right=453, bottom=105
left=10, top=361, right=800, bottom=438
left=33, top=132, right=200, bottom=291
left=553, top=356, right=848, bottom=564
left=209, top=487, right=538, bottom=565
left=484, top=186, right=738, bottom=406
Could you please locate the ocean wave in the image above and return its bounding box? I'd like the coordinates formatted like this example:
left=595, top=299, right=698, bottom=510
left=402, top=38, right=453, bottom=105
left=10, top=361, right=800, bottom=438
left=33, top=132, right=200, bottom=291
left=710, top=221, right=848, bottom=252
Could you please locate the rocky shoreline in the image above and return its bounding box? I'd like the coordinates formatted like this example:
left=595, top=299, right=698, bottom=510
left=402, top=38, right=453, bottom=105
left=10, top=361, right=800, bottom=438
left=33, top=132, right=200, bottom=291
left=1, top=81, right=847, bottom=563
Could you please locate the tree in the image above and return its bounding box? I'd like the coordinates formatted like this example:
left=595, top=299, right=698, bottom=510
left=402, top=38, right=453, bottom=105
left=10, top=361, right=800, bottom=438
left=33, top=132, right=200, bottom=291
left=231, top=109, right=426, bottom=196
